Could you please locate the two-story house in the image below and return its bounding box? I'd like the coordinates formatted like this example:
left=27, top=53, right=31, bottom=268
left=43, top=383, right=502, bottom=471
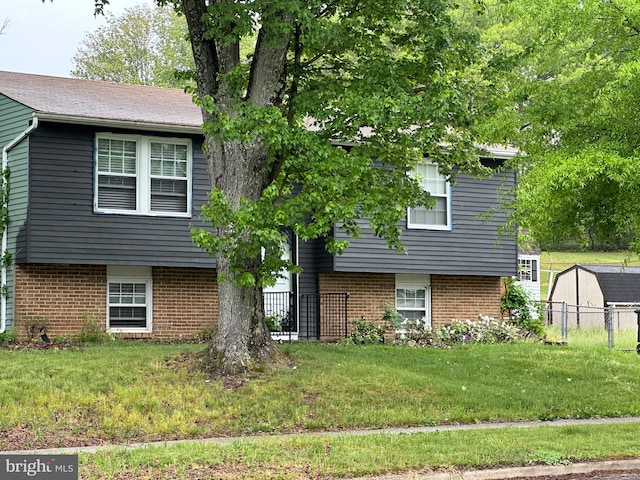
left=0, top=71, right=517, bottom=341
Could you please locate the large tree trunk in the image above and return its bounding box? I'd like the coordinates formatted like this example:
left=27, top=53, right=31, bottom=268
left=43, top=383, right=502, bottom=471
left=182, top=0, right=293, bottom=375
left=205, top=136, right=285, bottom=375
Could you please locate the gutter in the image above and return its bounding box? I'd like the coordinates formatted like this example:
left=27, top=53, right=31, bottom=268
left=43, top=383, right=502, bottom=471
left=0, top=116, right=39, bottom=333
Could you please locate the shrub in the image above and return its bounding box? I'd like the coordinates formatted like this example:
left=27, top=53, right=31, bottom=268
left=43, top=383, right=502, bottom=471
left=350, top=318, right=386, bottom=344
left=0, top=328, right=15, bottom=344
left=75, top=311, right=111, bottom=343
left=437, top=315, right=524, bottom=345
left=501, top=276, right=545, bottom=338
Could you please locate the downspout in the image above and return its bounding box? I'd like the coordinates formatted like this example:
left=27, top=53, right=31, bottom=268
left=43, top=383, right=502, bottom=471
left=0, top=116, right=39, bottom=333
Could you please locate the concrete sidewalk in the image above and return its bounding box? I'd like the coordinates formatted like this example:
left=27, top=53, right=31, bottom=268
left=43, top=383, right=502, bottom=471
left=5, top=416, right=640, bottom=479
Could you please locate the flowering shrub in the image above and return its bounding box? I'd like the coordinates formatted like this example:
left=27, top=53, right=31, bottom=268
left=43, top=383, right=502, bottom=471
left=436, top=315, right=525, bottom=345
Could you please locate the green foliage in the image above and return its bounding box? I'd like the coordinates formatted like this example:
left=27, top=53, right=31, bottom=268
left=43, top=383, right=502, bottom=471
left=349, top=318, right=386, bottom=345
left=501, top=277, right=545, bottom=338
left=183, top=0, right=503, bottom=286
left=75, top=311, right=111, bottom=343
left=437, top=316, right=526, bottom=345
left=72, top=4, right=195, bottom=87
left=0, top=328, right=15, bottom=344
left=467, top=0, right=640, bottom=251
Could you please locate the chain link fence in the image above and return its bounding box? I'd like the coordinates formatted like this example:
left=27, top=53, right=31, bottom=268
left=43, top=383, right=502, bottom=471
left=534, top=301, right=640, bottom=350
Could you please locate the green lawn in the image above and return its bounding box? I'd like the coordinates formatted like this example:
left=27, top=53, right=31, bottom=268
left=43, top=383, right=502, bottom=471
left=1, top=340, right=640, bottom=478
left=540, top=250, right=640, bottom=300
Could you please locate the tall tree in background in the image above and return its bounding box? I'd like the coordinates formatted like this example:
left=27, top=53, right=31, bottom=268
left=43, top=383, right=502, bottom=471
left=78, top=0, right=499, bottom=375
left=72, top=3, right=194, bottom=86
left=475, top=0, right=640, bottom=251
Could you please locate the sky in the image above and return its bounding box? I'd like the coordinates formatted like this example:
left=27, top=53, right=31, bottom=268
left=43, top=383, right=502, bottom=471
left=1, top=0, right=156, bottom=78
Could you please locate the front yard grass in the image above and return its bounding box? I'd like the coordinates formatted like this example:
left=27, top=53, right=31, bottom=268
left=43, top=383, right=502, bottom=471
left=2, top=340, right=640, bottom=477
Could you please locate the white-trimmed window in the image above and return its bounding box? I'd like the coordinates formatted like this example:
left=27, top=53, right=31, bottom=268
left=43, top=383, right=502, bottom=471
left=107, top=266, right=152, bottom=333
left=408, top=162, right=451, bottom=230
left=518, top=257, right=538, bottom=282
left=395, top=274, right=431, bottom=328
left=95, top=134, right=191, bottom=216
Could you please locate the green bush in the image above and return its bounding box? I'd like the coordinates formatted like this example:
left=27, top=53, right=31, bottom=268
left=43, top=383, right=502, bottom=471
left=349, top=318, right=386, bottom=344
left=75, top=311, right=111, bottom=343
left=0, top=328, right=15, bottom=344
left=437, top=316, right=524, bottom=345
left=501, top=277, right=545, bottom=338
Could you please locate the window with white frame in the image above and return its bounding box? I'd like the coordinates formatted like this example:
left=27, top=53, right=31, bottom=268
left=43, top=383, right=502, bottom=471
left=408, top=162, right=451, bottom=230
left=107, top=266, right=152, bottom=332
left=518, top=257, right=538, bottom=282
left=96, top=134, right=191, bottom=216
left=395, top=274, right=431, bottom=327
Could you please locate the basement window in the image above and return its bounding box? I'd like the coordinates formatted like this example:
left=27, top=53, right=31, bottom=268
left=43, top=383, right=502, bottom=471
left=107, top=266, right=152, bottom=333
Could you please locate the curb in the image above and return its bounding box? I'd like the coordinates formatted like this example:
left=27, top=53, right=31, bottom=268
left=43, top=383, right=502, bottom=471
left=373, top=459, right=640, bottom=480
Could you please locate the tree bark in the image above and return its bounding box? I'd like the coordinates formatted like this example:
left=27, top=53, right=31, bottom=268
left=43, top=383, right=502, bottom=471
left=182, top=0, right=294, bottom=375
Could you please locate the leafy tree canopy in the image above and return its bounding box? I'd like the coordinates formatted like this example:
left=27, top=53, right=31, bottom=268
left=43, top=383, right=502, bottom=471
left=72, top=3, right=194, bottom=86
left=476, top=0, right=640, bottom=250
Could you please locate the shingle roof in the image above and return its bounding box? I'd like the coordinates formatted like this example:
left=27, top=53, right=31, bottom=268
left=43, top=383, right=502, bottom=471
left=578, top=264, right=640, bottom=304
left=0, top=70, right=202, bottom=129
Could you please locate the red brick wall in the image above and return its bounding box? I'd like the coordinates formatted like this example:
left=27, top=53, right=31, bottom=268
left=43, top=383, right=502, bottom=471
left=13, top=264, right=218, bottom=340
left=318, top=272, right=501, bottom=333
left=14, top=264, right=106, bottom=339
left=318, top=272, right=395, bottom=338
left=152, top=267, right=217, bottom=339
left=431, top=275, right=501, bottom=327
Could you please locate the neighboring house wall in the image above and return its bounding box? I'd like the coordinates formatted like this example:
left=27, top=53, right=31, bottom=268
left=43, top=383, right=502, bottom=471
left=0, top=94, right=33, bottom=330
left=14, top=264, right=217, bottom=339
left=516, top=254, right=541, bottom=301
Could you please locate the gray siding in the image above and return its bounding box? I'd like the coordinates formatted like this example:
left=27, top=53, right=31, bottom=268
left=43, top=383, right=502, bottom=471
left=21, top=122, right=215, bottom=268
left=0, top=94, right=34, bottom=330
left=332, top=169, right=517, bottom=276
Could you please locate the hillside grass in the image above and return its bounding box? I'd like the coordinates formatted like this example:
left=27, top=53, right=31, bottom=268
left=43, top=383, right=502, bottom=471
left=539, top=250, right=640, bottom=300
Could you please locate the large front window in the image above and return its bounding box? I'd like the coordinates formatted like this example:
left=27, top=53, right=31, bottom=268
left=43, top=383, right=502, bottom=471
left=96, top=134, right=191, bottom=216
left=107, top=266, right=152, bottom=332
left=408, top=162, right=451, bottom=230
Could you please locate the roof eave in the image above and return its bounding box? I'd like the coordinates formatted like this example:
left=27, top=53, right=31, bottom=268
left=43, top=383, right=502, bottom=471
left=35, top=112, right=204, bottom=135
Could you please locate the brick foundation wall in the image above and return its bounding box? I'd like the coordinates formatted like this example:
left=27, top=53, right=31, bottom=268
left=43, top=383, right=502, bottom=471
left=13, top=264, right=218, bottom=340
left=152, top=267, right=218, bottom=339
left=317, top=272, right=501, bottom=335
left=318, top=272, right=395, bottom=338
left=14, top=264, right=106, bottom=339
left=431, top=275, right=501, bottom=327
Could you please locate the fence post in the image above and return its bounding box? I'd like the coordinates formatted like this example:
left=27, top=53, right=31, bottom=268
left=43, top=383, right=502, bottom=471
left=561, top=301, right=568, bottom=343
left=607, top=306, right=614, bottom=349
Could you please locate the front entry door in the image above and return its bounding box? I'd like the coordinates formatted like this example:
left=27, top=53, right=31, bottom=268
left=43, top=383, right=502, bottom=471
left=263, top=236, right=297, bottom=339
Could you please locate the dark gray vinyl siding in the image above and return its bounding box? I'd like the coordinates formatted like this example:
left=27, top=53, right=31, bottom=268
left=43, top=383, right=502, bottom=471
left=0, top=95, right=34, bottom=329
left=332, top=169, right=517, bottom=276
left=21, top=122, right=215, bottom=268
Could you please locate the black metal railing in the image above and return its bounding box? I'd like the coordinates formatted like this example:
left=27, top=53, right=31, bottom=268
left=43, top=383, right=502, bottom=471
left=264, top=291, right=350, bottom=340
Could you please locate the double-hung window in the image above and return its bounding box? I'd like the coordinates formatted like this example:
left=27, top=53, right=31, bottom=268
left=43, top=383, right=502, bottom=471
left=408, top=162, right=451, bottom=230
left=395, top=274, right=431, bottom=328
left=96, top=134, right=191, bottom=216
left=107, top=266, right=152, bottom=333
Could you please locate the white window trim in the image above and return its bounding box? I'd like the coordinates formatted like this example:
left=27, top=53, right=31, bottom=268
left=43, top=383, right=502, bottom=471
left=106, top=266, right=153, bottom=334
left=407, top=162, right=452, bottom=231
left=395, top=274, right=431, bottom=330
left=94, top=133, right=192, bottom=217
